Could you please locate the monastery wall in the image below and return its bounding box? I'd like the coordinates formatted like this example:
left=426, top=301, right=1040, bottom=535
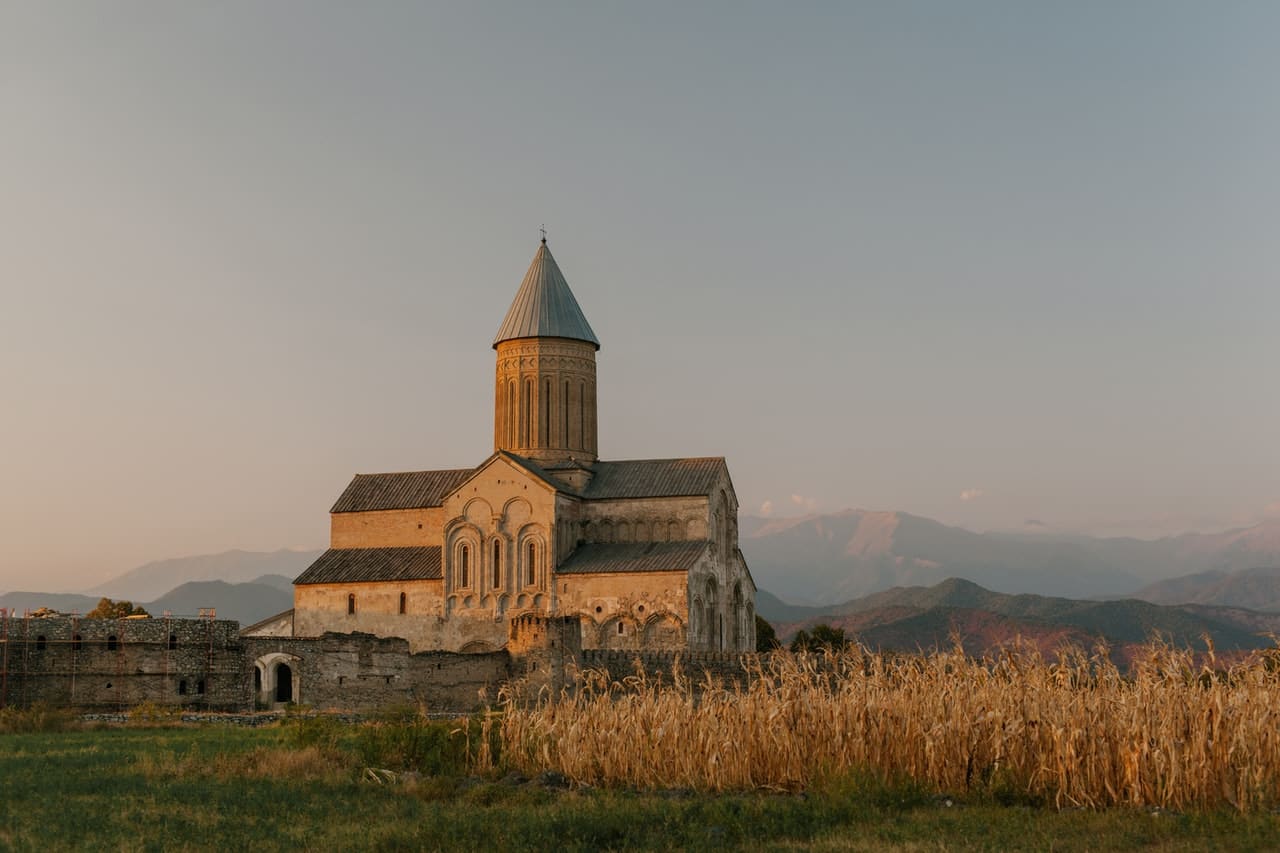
left=575, top=496, right=709, bottom=543
left=0, top=616, right=248, bottom=711
left=330, top=508, right=445, bottom=548
left=555, top=570, right=689, bottom=650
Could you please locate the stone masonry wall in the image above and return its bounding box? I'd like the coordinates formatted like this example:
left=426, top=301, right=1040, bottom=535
left=0, top=616, right=248, bottom=711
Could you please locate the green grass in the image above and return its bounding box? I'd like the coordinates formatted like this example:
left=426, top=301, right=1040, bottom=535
left=0, top=724, right=1277, bottom=852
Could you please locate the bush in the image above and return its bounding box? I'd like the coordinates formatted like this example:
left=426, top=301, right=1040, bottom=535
left=0, top=704, right=77, bottom=734
left=354, top=710, right=472, bottom=775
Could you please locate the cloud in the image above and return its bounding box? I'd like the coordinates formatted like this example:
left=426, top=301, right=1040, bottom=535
left=790, top=494, right=819, bottom=512
left=959, top=489, right=985, bottom=502
left=759, top=500, right=774, bottom=516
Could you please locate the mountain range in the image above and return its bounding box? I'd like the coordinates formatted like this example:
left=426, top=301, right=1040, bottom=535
left=741, top=511, right=1280, bottom=604
left=766, top=577, right=1280, bottom=666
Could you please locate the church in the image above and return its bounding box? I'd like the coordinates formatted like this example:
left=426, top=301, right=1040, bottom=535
left=283, top=237, right=755, bottom=654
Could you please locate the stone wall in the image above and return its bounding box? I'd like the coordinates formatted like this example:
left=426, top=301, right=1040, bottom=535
left=0, top=616, right=248, bottom=711
left=330, top=507, right=446, bottom=549
left=244, top=633, right=512, bottom=713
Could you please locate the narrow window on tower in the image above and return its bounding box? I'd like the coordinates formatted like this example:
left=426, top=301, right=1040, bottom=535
left=522, top=380, right=532, bottom=447
left=527, top=542, right=536, bottom=586
left=579, top=381, right=586, bottom=451
left=543, top=378, right=552, bottom=448
left=563, top=380, right=570, bottom=446
left=492, top=540, right=502, bottom=589
left=507, top=381, right=516, bottom=446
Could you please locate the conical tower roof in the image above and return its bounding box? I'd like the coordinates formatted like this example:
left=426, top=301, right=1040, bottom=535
left=493, top=239, right=599, bottom=350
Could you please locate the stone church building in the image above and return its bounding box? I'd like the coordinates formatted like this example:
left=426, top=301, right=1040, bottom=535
left=270, top=238, right=755, bottom=654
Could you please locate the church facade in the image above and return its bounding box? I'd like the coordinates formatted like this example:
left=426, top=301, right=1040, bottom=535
left=286, top=238, right=755, bottom=654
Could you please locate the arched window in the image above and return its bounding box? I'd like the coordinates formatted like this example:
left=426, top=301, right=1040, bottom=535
left=507, top=382, right=516, bottom=446
left=492, top=540, right=502, bottom=589
left=522, top=380, right=532, bottom=446
left=542, top=378, right=551, bottom=448
left=399, top=592, right=407, bottom=615
left=35, top=635, right=46, bottom=651
left=563, top=379, right=570, bottom=446
left=460, top=544, right=471, bottom=587
left=527, top=542, right=537, bottom=586
left=347, top=594, right=356, bottom=615
left=579, top=381, right=586, bottom=450
left=107, top=635, right=119, bottom=651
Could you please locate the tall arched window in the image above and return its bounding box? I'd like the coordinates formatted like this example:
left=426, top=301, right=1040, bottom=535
left=522, top=380, right=533, bottom=446
left=526, top=542, right=536, bottom=586
left=563, top=380, right=570, bottom=446
left=399, top=592, right=407, bottom=615
left=347, top=593, right=356, bottom=615
left=492, top=540, right=502, bottom=589
left=540, top=379, right=551, bottom=448
left=460, top=544, right=470, bottom=588
left=507, top=381, right=516, bottom=446
left=579, top=381, right=586, bottom=450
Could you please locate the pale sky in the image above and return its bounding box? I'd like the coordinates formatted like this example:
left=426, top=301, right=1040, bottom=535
left=3, top=2, right=1278, bottom=592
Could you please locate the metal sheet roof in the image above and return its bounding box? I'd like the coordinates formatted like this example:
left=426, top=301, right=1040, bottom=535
left=580, top=457, right=727, bottom=500
left=331, top=469, right=475, bottom=513
left=493, top=240, right=599, bottom=349
left=294, top=547, right=443, bottom=585
left=556, top=541, right=707, bottom=575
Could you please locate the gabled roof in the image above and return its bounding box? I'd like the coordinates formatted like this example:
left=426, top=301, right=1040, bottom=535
left=294, top=547, right=443, bottom=585
left=331, top=469, right=475, bottom=513
left=329, top=456, right=730, bottom=513
left=493, top=240, right=599, bottom=349
left=580, top=457, right=728, bottom=500
left=556, top=541, right=707, bottom=575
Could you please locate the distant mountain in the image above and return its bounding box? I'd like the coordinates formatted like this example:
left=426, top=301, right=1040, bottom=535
left=742, top=512, right=1280, bottom=604
left=86, top=549, right=321, bottom=601
left=148, top=580, right=292, bottom=625
left=1131, top=566, right=1280, bottom=611
left=0, top=591, right=101, bottom=616
left=754, top=589, right=837, bottom=624
left=773, top=577, right=1280, bottom=665
left=0, top=579, right=294, bottom=626
left=250, top=574, right=298, bottom=594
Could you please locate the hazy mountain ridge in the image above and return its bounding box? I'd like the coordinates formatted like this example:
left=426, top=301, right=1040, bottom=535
left=1131, top=566, right=1280, bottom=611
left=0, top=577, right=293, bottom=626
left=771, top=577, right=1280, bottom=665
left=742, top=512, right=1280, bottom=604
left=86, top=549, right=322, bottom=601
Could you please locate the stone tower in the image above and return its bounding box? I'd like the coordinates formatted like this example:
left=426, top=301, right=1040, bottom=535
left=492, top=237, right=600, bottom=466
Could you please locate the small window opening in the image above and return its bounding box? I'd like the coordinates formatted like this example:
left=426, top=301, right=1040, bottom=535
left=595, top=606, right=602, bottom=614
left=178, top=680, right=188, bottom=695
left=492, top=540, right=502, bottom=588
left=107, top=635, right=119, bottom=651
left=618, top=622, right=625, bottom=634
left=71, top=634, right=82, bottom=651
left=196, top=679, right=206, bottom=695
left=527, top=543, right=536, bottom=586
left=105, top=682, right=113, bottom=689
left=460, top=544, right=470, bottom=587
left=168, top=633, right=177, bottom=650
left=35, top=635, right=46, bottom=650
left=347, top=593, right=356, bottom=615
left=399, top=592, right=407, bottom=615
left=337, top=675, right=345, bottom=685
left=638, top=605, right=645, bottom=613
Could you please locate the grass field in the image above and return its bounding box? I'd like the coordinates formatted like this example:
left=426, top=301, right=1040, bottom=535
left=1, top=719, right=1279, bottom=851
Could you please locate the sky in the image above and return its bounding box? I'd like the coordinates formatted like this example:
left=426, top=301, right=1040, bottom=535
left=2, top=2, right=1278, bottom=592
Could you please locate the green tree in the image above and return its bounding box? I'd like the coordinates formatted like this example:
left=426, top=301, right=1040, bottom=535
left=790, top=623, right=847, bottom=653
left=86, top=598, right=150, bottom=619
left=755, top=615, right=779, bottom=652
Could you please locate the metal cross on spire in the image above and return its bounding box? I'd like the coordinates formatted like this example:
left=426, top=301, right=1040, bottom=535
left=539, top=224, right=547, bottom=244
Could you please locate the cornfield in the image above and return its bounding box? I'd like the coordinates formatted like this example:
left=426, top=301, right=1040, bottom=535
left=499, top=643, right=1280, bottom=811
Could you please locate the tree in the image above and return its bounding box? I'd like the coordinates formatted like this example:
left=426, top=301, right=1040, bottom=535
left=790, top=623, right=847, bottom=653
left=86, top=598, right=150, bottom=619
left=755, top=615, right=779, bottom=652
